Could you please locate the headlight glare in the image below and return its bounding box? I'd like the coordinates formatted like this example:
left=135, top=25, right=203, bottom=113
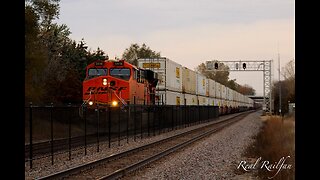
left=112, top=101, right=118, bottom=106
left=102, top=78, right=107, bottom=86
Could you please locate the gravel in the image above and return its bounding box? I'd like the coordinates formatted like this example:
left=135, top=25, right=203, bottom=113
left=25, top=111, right=261, bottom=179
left=122, top=110, right=263, bottom=180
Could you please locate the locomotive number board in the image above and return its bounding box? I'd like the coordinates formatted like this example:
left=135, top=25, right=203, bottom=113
left=114, top=61, right=124, bottom=66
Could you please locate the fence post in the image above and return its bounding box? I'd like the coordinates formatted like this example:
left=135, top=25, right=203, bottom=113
left=118, top=107, right=121, bottom=146
left=68, top=103, right=72, bottom=160
left=175, top=106, right=178, bottom=130
left=140, top=103, right=143, bottom=139
left=147, top=105, right=150, bottom=137
left=108, top=105, right=111, bottom=148
left=134, top=96, right=136, bottom=141
left=96, top=104, right=100, bottom=152
left=127, top=106, right=129, bottom=143
left=171, top=105, right=174, bottom=131
left=143, top=100, right=146, bottom=138
left=185, top=106, right=188, bottom=127
left=84, top=105, right=87, bottom=155
left=207, top=106, right=210, bottom=121
left=184, top=101, right=187, bottom=128
left=198, top=105, right=201, bottom=124
left=50, top=102, right=54, bottom=165
left=29, top=102, right=33, bottom=169
left=153, top=105, right=156, bottom=136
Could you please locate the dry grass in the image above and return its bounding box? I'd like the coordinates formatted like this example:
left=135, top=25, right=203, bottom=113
left=244, top=115, right=295, bottom=180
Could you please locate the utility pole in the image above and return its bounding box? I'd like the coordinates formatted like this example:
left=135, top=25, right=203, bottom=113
left=278, top=44, right=282, bottom=116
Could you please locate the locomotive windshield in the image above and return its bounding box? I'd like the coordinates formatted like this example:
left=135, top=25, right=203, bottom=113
left=87, top=68, right=108, bottom=79
left=110, top=68, right=130, bottom=80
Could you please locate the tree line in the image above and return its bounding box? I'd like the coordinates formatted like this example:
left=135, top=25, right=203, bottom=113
left=25, top=0, right=107, bottom=104
left=25, top=0, right=161, bottom=105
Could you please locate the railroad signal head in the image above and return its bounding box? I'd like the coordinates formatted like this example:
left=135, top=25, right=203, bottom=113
left=242, top=63, right=246, bottom=69
left=214, top=62, right=218, bottom=69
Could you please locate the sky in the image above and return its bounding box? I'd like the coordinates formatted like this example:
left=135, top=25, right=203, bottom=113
left=55, top=0, right=294, bottom=96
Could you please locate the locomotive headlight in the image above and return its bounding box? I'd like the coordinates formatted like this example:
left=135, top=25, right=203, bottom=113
left=112, top=101, right=118, bottom=107
left=102, top=78, right=107, bottom=86
left=88, top=101, right=93, bottom=106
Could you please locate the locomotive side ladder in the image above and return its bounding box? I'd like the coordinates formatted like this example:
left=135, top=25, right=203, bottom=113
left=112, top=89, right=128, bottom=107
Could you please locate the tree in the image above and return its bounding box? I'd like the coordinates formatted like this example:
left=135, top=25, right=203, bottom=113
left=282, top=59, right=295, bottom=80
left=25, top=0, right=110, bottom=104
left=195, top=61, right=230, bottom=86
left=122, top=43, right=161, bottom=65
left=282, top=59, right=295, bottom=103
left=25, top=3, right=50, bottom=103
left=237, top=84, right=256, bottom=95
left=28, top=0, right=60, bottom=29
left=272, top=60, right=295, bottom=114
left=86, top=47, right=107, bottom=63
left=227, top=79, right=239, bottom=91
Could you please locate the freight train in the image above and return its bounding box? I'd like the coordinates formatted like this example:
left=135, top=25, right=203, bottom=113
left=137, top=58, right=254, bottom=114
left=82, top=57, right=254, bottom=114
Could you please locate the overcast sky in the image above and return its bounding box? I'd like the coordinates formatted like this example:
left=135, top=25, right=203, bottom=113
left=55, top=0, right=294, bottom=96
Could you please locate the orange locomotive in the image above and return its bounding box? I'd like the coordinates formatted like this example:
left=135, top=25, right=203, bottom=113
left=82, top=59, right=158, bottom=108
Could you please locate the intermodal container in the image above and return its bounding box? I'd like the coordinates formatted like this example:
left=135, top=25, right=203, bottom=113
left=137, top=58, right=182, bottom=92
left=182, top=67, right=196, bottom=94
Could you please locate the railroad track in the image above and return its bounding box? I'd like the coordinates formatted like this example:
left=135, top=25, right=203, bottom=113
left=37, top=111, right=253, bottom=180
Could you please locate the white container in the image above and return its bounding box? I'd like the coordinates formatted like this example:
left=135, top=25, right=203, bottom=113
left=182, top=67, right=196, bottom=94
left=217, top=99, right=222, bottom=107
left=197, top=95, right=209, bottom=105
left=226, top=87, right=229, bottom=100
left=155, top=90, right=184, bottom=105
left=208, top=97, right=218, bottom=106
left=250, top=98, right=253, bottom=107
left=208, top=79, right=216, bottom=98
left=215, top=82, right=221, bottom=99
left=226, top=100, right=230, bottom=107
left=206, top=79, right=209, bottom=96
left=196, top=73, right=207, bottom=96
left=239, top=94, right=244, bottom=105
left=234, top=100, right=239, bottom=107
left=222, top=99, right=227, bottom=107
left=221, top=84, right=226, bottom=100
left=233, top=91, right=238, bottom=103
left=214, top=98, right=220, bottom=106
left=137, top=58, right=182, bottom=92
left=183, top=93, right=198, bottom=105
left=227, top=88, right=234, bottom=101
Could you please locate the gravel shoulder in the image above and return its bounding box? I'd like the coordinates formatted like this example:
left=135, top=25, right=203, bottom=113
left=122, top=110, right=264, bottom=180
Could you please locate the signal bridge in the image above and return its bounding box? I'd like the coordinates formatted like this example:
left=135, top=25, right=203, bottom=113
left=206, top=60, right=273, bottom=114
